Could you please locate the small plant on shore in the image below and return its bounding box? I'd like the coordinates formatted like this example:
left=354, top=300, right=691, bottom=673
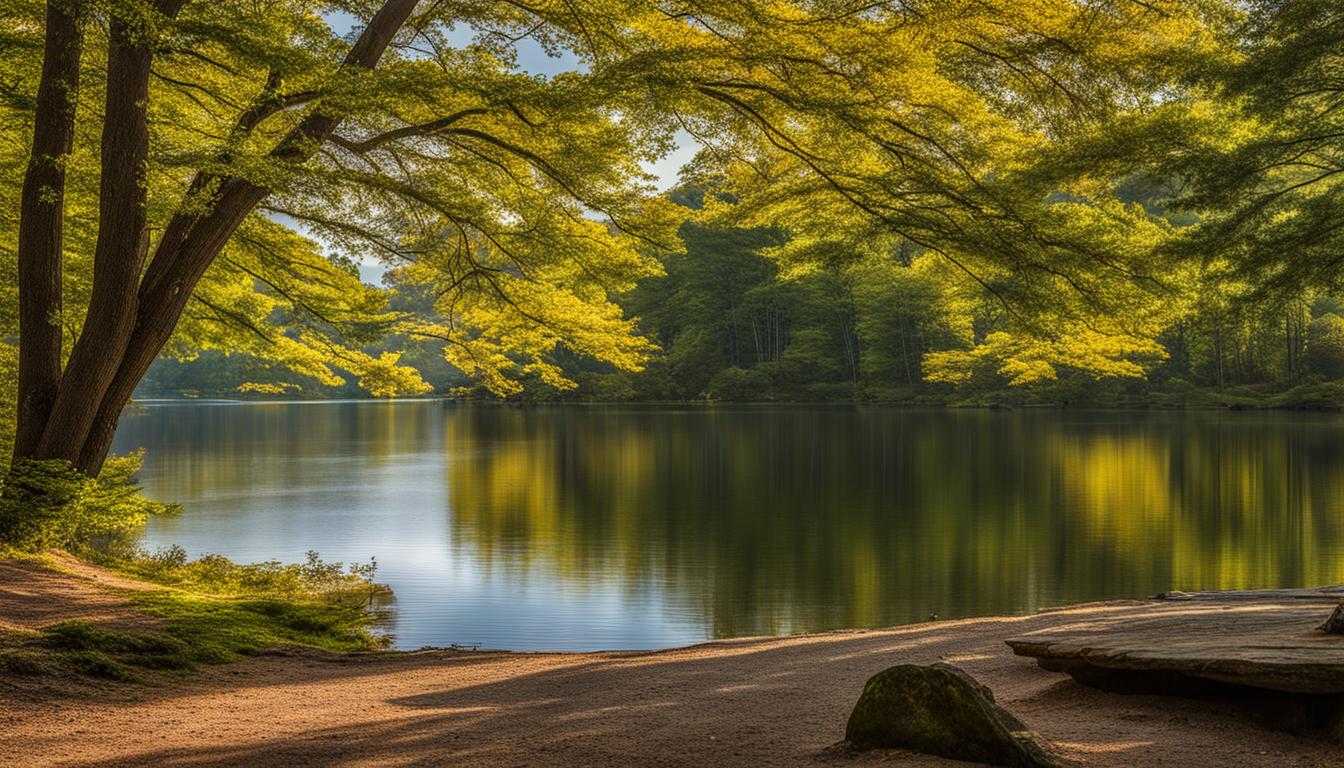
left=89, top=546, right=392, bottom=664
left=16, top=597, right=384, bottom=682
left=93, top=544, right=388, bottom=609
left=0, top=550, right=391, bottom=683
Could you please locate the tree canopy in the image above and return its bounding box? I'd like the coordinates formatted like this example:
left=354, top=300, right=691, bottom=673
left=5, top=0, right=1344, bottom=469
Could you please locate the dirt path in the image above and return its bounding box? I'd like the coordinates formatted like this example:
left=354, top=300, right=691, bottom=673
left=1, top=558, right=1340, bottom=768
left=0, top=552, right=157, bottom=633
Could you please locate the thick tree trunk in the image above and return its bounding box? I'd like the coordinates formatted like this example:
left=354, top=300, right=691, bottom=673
left=12, top=0, right=417, bottom=476
left=75, top=178, right=270, bottom=475
left=12, top=0, right=84, bottom=463
left=34, top=15, right=160, bottom=464
left=69, top=0, right=421, bottom=475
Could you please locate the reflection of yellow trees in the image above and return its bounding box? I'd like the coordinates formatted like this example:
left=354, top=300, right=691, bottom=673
left=1052, top=422, right=1344, bottom=592
left=445, top=409, right=661, bottom=587
left=118, top=404, right=1344, bottom=639
left=445, top=408, right=1344, bottom=638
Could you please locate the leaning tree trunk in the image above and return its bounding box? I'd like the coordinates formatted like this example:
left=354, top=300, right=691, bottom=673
left=12, top=0, right=84, bottom=464
left=31, top=9, right=168, bottom=466
left=10, top=0, right=421, bottom=477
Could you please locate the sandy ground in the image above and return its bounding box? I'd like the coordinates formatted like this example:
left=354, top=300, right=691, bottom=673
left=0, top=552, right=156, bottom=633
left=1, top=557, right=1341, bottom=768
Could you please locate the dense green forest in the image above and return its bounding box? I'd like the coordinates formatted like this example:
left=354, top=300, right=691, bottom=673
left=140, top=187, right=1344, bottom=408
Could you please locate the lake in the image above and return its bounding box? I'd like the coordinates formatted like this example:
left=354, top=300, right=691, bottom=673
left=111, top=401, right=1344, bottom=651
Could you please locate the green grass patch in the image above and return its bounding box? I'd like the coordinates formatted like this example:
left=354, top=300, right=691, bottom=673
left=1, top=547, right=390, bottom=683
left=130, top=589, right=381, bottom=663
left=26, top=590, right=382, bottom=682
left=62, top=649, right=136, bottom=680
left=28, top=622, right=174, bottom=681
left=0, top=646, right=52, bottom=676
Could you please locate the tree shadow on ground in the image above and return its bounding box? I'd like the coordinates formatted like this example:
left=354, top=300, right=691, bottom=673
left=5, top=604, right=1320, bottom=768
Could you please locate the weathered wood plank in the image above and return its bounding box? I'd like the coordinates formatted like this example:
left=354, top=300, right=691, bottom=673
left=1007, top=587, right=1344, bottom=694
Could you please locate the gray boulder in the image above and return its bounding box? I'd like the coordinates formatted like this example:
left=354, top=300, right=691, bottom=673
left=845, top=663, right=1060, bottom=767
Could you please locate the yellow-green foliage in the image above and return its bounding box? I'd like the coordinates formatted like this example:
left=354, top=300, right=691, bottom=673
left=924, top=327, right=1166, bottom=387
left=0, top=455, right=176, bottom=551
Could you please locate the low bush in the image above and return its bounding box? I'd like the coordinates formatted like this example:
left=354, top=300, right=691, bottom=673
left=96, top=545, right=385, bottom=608
left=0, top=454, right=177, bottom=551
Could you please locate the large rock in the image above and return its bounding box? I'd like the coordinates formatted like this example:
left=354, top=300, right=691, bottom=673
left=1007, top=590, right=1344, bottom=694
left=844, top=663, right=1060, bottom=767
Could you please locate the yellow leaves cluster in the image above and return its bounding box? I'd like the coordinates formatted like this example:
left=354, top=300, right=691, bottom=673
left=401, top=268, right=658, bottom=397
left=164, top=218, right=433, bottom=397
left=924, top=325, right=1164, bottom=387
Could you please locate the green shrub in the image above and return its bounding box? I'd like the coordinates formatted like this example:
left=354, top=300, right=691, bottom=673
left=1268, top=381, right=1344, bottom=410
left=705, top=366, right=772, bottom=401
left=100, top=546, right=383, bottom=607
left=0, top=454, right=178, bottom=551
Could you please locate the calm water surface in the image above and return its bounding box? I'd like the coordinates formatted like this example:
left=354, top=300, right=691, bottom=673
left=111, top=402, right=1344, bottom=651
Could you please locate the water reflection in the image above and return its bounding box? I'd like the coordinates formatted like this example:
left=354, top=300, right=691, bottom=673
left=113, top=402, right=1344, bottom=650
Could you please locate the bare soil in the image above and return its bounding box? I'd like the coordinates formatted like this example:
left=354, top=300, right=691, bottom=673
left=1, top=556, right=1341, bottom=768
left=0, top=552, right=157, bottom=633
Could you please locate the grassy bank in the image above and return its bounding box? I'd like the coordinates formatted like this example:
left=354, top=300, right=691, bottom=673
left=0, top=547, right=389, bottom=682
left=0, top=454, right=391, bottom=682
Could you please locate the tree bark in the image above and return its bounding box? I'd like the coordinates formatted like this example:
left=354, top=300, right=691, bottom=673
left=12, top=0, right=84, bottom=463
left=34, top=12, right=163, bottom=464
left=71, top=0, right=420, bottom=475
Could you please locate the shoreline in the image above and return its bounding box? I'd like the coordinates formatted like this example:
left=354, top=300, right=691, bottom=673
left=3, top=555, right=1341, bottom=767
left=125, top=395, right=1344, bottom=412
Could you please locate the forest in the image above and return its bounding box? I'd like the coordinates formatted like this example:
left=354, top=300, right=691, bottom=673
left=141, top=186, right=1344, bottom=408
left=1, top=0, right=1342, bottom=469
